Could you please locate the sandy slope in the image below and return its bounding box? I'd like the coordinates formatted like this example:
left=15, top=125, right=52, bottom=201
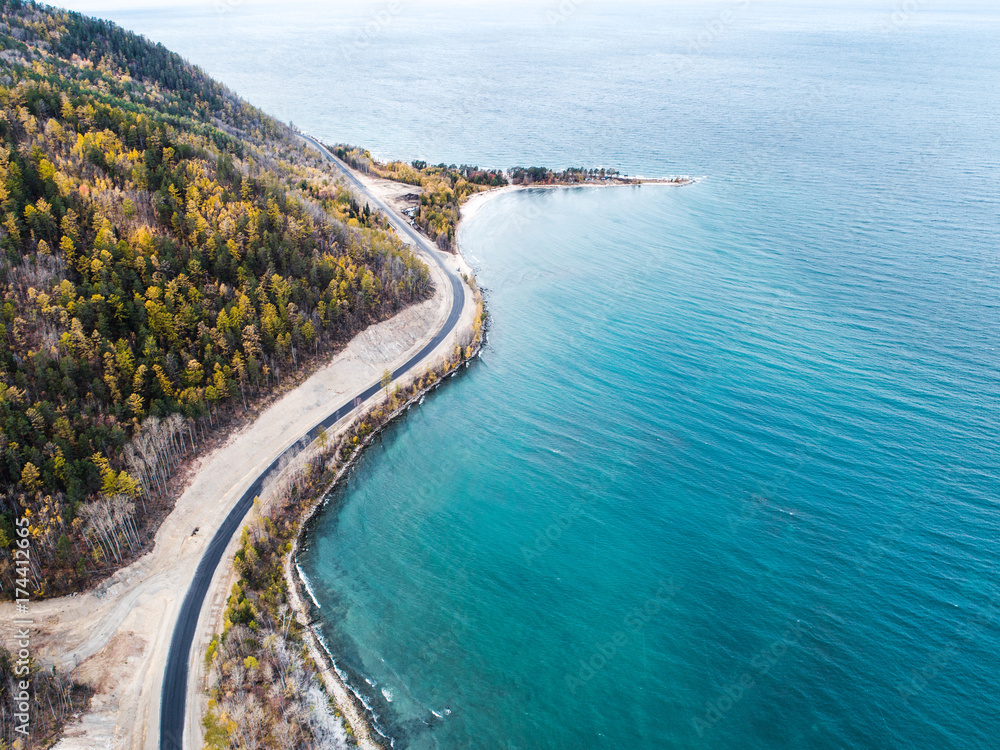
left=0, top=174, right=476, bottom=749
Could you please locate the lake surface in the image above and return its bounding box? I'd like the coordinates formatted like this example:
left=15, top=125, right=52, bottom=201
left=80, top=2, right=1000, bottom=747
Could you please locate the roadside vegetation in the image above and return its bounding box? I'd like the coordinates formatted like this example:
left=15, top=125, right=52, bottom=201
left=508, top=165, right=629, bottom=184
left=0, top=645, right=92, bottom=749
left=0, top=1, right=431, bottom=599
left=203, top=294, right=486, bottom=749
left=333, top=145, right=506, bottom=252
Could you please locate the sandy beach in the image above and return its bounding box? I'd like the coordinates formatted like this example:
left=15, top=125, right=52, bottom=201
left=459, top=178, right=694, bottom=226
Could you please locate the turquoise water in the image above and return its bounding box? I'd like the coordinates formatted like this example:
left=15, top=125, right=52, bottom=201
left=299, top=180, right=1000, bottom=749
left=76, top=2, right=1000, bottom=747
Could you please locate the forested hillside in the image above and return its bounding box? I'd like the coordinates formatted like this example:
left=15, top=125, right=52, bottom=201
left=0, top=0, right=431, bottom=598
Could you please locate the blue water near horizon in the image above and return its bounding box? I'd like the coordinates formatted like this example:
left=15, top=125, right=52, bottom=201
left=76, top=2, right=1000, bottom=747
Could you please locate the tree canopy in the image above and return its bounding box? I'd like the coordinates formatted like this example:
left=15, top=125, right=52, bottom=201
left=0, top=0, right=431, bottom=598
left=334, top=145, right=507, bottom=252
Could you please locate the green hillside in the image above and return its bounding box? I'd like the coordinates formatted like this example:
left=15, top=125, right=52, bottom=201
left=0, top=0, right=431, bottom=598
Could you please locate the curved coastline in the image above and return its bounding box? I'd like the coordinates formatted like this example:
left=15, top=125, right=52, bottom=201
left=284, top=306, right=487, bottom=749
left=264, top=138, right=486, bottom=746
left=280, top=179, right=507, bottom=745
left=460, top=177, right=695, bottom=224
left=280, top=176, right=693, bottom=745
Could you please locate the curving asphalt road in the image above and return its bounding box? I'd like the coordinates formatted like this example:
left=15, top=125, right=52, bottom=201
left=159, top=135, right=466, bottom=749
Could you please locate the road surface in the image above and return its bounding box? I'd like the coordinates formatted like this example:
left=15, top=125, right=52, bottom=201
left=159, top=136, right=466, bottom=749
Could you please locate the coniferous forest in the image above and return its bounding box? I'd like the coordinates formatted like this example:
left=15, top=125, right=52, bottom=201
left=0, top=0, right=431, bottom=598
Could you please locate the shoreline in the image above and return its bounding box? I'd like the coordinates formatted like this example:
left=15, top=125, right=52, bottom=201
left=182, top=146, right=480, bottom=749
left=459, top=176, right=696, bottom=225
left=284, top=340, right=485, bottom=749
left=257, top=150, right=487, bottom=748
left=281, top=173, right=691, bottom=747
left=281, top=222, right=486, bottom=746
